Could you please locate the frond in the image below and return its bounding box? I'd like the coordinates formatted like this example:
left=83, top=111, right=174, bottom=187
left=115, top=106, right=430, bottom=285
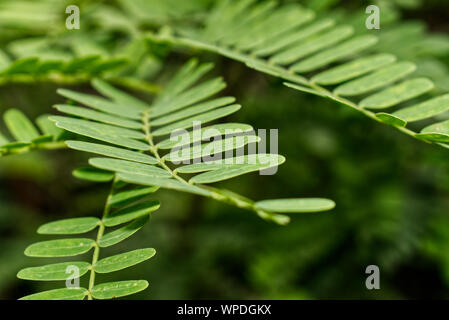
left=317, top=5, right=449, bottom=92
left=50, top=59, right=336, bottom=225
left=17, top=178, right=158, bottom=300
left=0, top=108, right=65, bottom=157
left=148, top=0, right=449, bottom=149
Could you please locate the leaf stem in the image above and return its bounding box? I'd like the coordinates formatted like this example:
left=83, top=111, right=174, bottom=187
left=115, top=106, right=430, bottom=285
left=87, top=177, right=117, bottom=300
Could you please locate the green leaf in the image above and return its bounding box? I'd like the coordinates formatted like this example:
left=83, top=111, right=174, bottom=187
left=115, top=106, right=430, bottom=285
left=213, top=0, right=279, bottom=46
left=66, top=141, right=158, bottom=165
left=109, top=186, right=159, bottom=208
left=234, top=6, right=316, bottom=51
left=255, top=198, right=336, bottom=213
left=3, top=109, right=40, bottom=142
left=375, top=113, right=407, bottom=127
left=57, top=88, right=142, bottom=120
left=53, top=119, right=150, bottom=150
left=17, top=262, right=91, bottom=281
left=91, top=280, right=148, bottom=299
left=73, top=166, right=115, bottom=182
left=360, top=78, right=434, bottom=109
left=89, top=158, right=171, bottom=178
left=94, top=248, right=156, bottom=273
left=253, top=18, right=335, bottom=57
left=392, top=94, right=449, bottom=122
left=154, top=59, right=213, bottom=107
left=291, top=35, right=378, bottom=73
left=55, top=104, right=142, bottom=129
left=152, top=77, right=226, bottom=117
left=270, top=26, right=354, bottom=65
left=152, top=104, right=241, bottom=136
left=24, top=238, right=96, bottom=257
left=19, top=288, right=88, bottom=300
left=99, top=216, right=149, bottom=247
left=51, top=117, right=144, bottom=139
left=156, top=123, right=254, bottom=149
left=91, top=78, right=150, bottom=112
left=117, top=173, right=213, bottom=197
left=189, top=154, right=286, bottom=184
left=334, top=62, right=416, bottom=96
left=311, top=53, right=397, bottom=85
left=415, top=132, right=449, bottom=143
left=104, top=200, right=160, bottom=227
left=38, top=217, right=100, bottom=235
left=418, top=119, right=449, bottom=142
left=152, top=97, right=236, bottom=126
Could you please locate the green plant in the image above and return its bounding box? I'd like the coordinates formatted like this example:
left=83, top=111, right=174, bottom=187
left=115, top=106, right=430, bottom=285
left=1, top=0, right=448, bottom=300
left=147, top=0, right=449, bottom=149
left=17, top=177, right=158, bottom=300
left=6, top=60, right=334, bottom=299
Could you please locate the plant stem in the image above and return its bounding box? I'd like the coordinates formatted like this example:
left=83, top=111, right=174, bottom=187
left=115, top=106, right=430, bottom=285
left=87, top=177, right=117, bottom=300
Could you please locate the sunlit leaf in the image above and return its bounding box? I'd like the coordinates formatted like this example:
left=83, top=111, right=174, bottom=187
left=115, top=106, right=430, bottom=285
left=67, top=141, right=158, bottom=164
left=104, top=200, right=160, bottom=227
left=255, top=198, right=336, bottom=213
left=73, top=166, right=115, bottom=182
left=19, top=288, right=88, bottom=300
left=89, top=158, right=171, bottom=178
left=94, top=248, right=156, bottom=273
left=4, top=109, right=40, bottom=142
left=99, top=216, right=149, bottom=247
left=25, top=239, right=96, bottom=257
left=109, top=186, right=159, bottom=208
left=17, top=262, right=91, bottom=281
left=334, top=62, right=416, bottom=96
left=38, top=217, right=100, bottom=234
left=91, top=280, right=148, bottom=299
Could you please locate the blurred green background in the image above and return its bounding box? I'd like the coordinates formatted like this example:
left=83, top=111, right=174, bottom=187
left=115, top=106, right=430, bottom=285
left=1, top=0, right=449, bottom=299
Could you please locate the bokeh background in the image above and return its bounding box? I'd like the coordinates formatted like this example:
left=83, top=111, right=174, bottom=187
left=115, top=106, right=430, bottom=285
left=1, top=0, right=449, bottom=299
